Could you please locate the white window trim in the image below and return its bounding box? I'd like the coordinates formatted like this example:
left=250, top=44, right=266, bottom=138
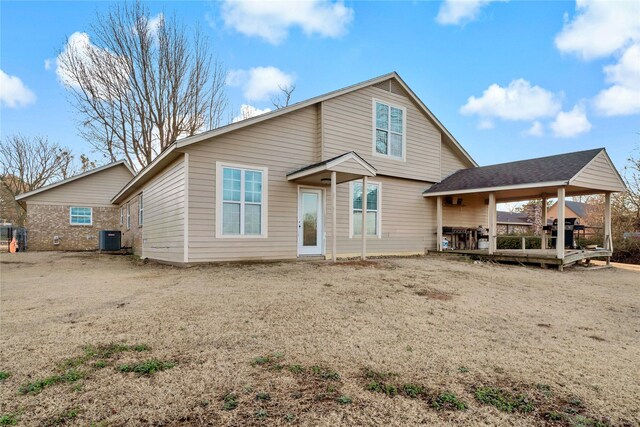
left=69, top=206, right=93, bottom=226
left=371, top=98, right=407, bottom=162
left=215, top=161, right=268, bottom=239
left=126, top=203, right=131, bottom=230
left=138, top=193, right=143, bottom=227
left=348, top=180, right=382, bottom=239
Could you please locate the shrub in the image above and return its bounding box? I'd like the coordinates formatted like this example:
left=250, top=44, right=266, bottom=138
left=432, top=392, right=468, bottom=411
left=474, top=386, right=534, bottom=413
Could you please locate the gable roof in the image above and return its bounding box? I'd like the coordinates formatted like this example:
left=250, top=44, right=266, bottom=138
left=497, top=211, right=532, bottom=225
left=113, top=72, right=478, bottom=203
left=175, top=72, right=477, bottom=168
left=287, top=151, right=376, bottom=180
left=16, top=160, right=134, bottom=202
left=423, top=148, right=606, bottom=196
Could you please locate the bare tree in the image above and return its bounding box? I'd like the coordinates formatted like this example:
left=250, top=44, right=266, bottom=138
left=271, top=84, right=296, bottom=109
left=0, top=135, right=76, bottom=226
left=57, top=1, right=228, bottom=170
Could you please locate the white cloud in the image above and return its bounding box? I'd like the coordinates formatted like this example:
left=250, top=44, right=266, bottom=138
left=550, top=104, right=592, bottom=138
left=227, top=66, right=295, bottom=101
left=44, top=59, right=53, bottom=70
left=593, top=43, right=640, bottom=116
left=477, top=119, right=494, bottom=130
left=436, top=0, right=506, bottom=25
left=0, top=69, right=36, bottom=108
left=56, top=32, right=128, bottom=95
left=524, top=121, right=544, bottom=137
left=460, top=79, right=561, bottom=121
left=232, top=104, right=272, bottom=123
left=221, top=0, right=354, bottom=44
left=146, top=13, right=164, bottom=37
left=555, top=0, right=640, bottom=60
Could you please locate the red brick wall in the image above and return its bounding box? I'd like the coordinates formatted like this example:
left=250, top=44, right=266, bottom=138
left=26, top=204, right=119, bottom=251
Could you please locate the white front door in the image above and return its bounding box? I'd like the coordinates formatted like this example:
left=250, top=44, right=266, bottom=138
left=298, top=188, right=323, bottom=255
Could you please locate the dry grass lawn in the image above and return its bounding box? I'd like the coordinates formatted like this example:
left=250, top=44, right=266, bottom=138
left=0, top=252, right=638, bottom=426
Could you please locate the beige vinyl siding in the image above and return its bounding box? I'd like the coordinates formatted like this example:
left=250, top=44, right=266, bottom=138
left=322, top=85, right=442, bottom=182
left=441, top=194, right=488, bottom=228
left=185, top=106, right=318, bottom=262
left=325, top=176, right=436, bottom=256
left=441, top=140, right=469, bottom=179
left=571, top=151, right=626, bottom=192
left=141, top=156, right=185, bottom=263
left=24, top=165, right=132, bottom=206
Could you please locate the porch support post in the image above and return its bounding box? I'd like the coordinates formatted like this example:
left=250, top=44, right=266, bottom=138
left=436, top=196, right=443, bottom=251
left=488, top=192, right=496, bottom=255
left=541, top=195, right=548, bottom=250
left=604, top=192, right=612, bottom=264
left=361, top=176, right=368, bottom=260
left=331, top=171, right=337, bottom=263
left=557, top=187, right=565, bottom=260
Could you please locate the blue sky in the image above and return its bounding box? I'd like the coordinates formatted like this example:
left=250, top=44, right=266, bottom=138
left=1, top=0, right=639, bottom=173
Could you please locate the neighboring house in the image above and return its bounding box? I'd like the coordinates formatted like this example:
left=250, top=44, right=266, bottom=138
left=497, top=211, right=533, bottom=234
left=548, top=200, right=591, bottom=224
left=15, top=162, right=134, bottom=251
left=14, top=72, right=627, bottom=264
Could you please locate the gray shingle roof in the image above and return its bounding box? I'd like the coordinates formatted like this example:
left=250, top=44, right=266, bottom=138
left=424, top=148, right=603, bottom=194
left=497, top=211, right=532, bottom=225
left=564, top=200, right=588, bottom=217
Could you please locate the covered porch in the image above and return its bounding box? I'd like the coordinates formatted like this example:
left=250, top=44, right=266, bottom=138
left=423, top=148, right=627, bottom=270
left=287, top=151, right=377, bottom=262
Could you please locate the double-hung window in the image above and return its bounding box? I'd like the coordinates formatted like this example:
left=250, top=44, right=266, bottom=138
left=219, top=164, right=267, bottom=237
left=126, top=203, right=131, bottom=229
left=374, top=100, right=405, bottom=160
left=351, top=181, right=381, bottom=237
left=138, top=194, right=143, bottom=226
left=70, top=207, right=92, bottom=225
left=120, top=207, right=124, bottom=225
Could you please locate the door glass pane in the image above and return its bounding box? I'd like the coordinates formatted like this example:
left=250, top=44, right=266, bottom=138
left=223, top=202, right=240, bottom=234
left=244, top=204, right=261, bottom=235
left=302, top=193, right=318, bottom=246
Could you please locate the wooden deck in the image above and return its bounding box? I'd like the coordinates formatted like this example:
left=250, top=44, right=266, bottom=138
left=430, top=248, right=612, bottom=269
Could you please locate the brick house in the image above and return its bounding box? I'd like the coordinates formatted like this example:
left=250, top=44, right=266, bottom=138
left=15, top=161, right=134, bottom=251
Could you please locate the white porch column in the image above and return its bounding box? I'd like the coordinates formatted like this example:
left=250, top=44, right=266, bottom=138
left=361, top=176, right=368, bottom=260
left=436, top=196, right=443, bottom=251
left=488, top=192, right=496, bottom=255
left=541, top=196, right=548, bottom=250
left=556, top=187, right=565, bottom=260
left=604, top=192, right=612, bottom=262
left=331, top=171, right=337, bottom=263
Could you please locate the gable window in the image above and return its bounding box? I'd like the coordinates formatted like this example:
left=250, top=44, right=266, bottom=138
left=217, top=163, right=268, bottom=237
left=126, top=203, right=131, bottom=229
left=374, top=100, right=405, bottom=160
left=70, top=207, right=92, bottom=225
left=350, top=181, right=381, bottom=237
left=138, top=194, right=143, bottom=226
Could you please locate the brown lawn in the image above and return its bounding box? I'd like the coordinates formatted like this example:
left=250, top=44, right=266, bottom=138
left=0, top=252, right=638, bottom=426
